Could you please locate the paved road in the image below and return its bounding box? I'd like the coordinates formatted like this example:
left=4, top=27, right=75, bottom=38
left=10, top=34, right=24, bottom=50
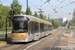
left=0, top=33, right=11, bottom=38
left=1, top=27, right=74, bottom=50
left=71, top=29, right=75, bottom=38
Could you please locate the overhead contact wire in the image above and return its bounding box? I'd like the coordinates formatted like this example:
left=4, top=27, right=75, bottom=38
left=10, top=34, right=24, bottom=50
left=56, top=1, right=75, bottom=12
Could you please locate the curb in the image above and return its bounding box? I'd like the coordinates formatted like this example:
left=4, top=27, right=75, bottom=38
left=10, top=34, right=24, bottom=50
left=0, top=29, right=58, bottom=46
left=0, top=36, right=10, bottom=39
left=0, top=41, right=11, bottom=46
left=53, top=29, right=57, bottom=31
left=0, top=30, right=11, bottom=34
left=63, top=32, right=73, bottom=38
left=0, top=32, right=11, bottom=34
left=0, top=42, right=7, bottom=46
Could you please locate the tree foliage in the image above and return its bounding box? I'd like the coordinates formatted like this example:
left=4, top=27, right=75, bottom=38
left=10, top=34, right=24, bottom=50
left=0, top=1, right=53, bottom=28
left=52, top=19, right=59, bottom=28
left=34, top=11, right=38, bottom=17
left=43, top=15, right=47, bottom=21
left=73, top=9, right=75, bottom=19
left=48, top=17, right=51, bottom=22
left=21, top=11, right=25, bottom=15
left=70, top=9, right=75, bottom=26
left=62, top=23, right=66, bottom=26
left=70, top=19, right=75, bottom=26
left=0, top=5, right=11, bottom=28
left=0, top=5, right=10, bottom=19
left=62, top=20, right=68, bottom=26
left=26, top=7, right=32, bottom=15
left=11, top=0, right=22, bottom=15
left=8, top=9, right=13, bottom=19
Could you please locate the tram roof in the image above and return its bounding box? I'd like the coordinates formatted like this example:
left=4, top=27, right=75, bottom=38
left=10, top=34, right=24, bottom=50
left=14, top=15, right=52, bottom=25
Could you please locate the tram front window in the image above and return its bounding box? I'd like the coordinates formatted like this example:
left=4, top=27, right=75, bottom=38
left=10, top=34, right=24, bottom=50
left=12, top=16, right=28, bottom=33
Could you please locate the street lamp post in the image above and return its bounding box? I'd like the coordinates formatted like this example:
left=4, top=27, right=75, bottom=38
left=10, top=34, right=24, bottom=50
left=27, top=0, right=28, bottom=15
left=5, top=16, right=7, bottom=41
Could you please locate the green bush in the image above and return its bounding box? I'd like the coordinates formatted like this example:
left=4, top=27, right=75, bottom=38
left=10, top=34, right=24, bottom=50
left=0, top=28, right=12, bottom=31
left=68, top=25, right=70, bottom=29
left=0, top=37, right=11, bottom=43
left=0, top=19, right=5, bottom=28
left=65, top=29, right=71, bottom=33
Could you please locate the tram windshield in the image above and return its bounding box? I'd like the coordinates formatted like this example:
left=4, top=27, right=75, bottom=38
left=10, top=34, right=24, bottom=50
left=12, top=16, right=28, bottom=33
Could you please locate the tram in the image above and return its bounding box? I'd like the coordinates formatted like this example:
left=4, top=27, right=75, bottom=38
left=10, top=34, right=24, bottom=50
left=11, top=15, right=53, bottom=42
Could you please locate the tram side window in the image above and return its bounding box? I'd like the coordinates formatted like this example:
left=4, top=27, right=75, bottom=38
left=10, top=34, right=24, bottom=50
left=30, top=22, right=32, bottom=33
left=49, top=25, right=50, bottom=30
left=42, top=23, right=44, bottom=31
left=49, top=25, right=52, bottom=30
left=35, top=22, right=39, bottom=33
left=44, top=24, right=46, bottom=31
left=42, top=23, right=43, bottom=32
left=47, top=25, right=48, bottom=31
left=48, top=25, right=50, bottom=31
left=40, top=23, right=42, bottom=32
left=50, top=25, right=52, bottom=30
left=30, top=21, right=35, bottom=34
left=48, top=25, right=49, bottom=31
left=46, top=25, right=48, bottom=31
left=45, top=25, right=47, bottom=31
left=49, top=25, right=50, bottom=31
left=40, top=23, right=45, bottom=32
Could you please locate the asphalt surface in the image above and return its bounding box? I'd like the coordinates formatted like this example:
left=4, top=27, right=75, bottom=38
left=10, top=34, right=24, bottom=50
left=71, top=29, right=75, bottom=38
left=0, top=33, right=11, bottom=38
left=1, top=27, right=74, bottom=50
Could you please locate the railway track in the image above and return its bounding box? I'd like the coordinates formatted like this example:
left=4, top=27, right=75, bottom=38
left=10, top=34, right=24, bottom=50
left=22, top=29, right=63, bottom=50
left=0, top=28, right=65, bottom=50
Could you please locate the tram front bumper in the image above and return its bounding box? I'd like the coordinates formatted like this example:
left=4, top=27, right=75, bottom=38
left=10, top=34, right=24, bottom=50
left=11, top=37, right=28, bottom=42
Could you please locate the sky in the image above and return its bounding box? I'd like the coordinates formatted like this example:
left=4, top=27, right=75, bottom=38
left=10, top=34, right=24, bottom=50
left=0, top=0, right=75, bottom=20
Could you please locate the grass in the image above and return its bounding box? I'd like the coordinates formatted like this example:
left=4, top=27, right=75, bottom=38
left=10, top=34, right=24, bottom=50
left=71, top=27, right=75, bottom=29
left=0, top=37, right=11, bottom=43
left=0, top=28, right=12, bottom=31
left=65, top=29, right=71, bottom=33
left=0, top=27, right=12, bottom=31
left=65, top=31, right=71, bottom=33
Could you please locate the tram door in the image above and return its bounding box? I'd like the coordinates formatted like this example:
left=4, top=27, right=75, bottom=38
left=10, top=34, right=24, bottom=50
left=29, top=21, right=35, bottom=40
left=30, top=22, right=35, bottom=33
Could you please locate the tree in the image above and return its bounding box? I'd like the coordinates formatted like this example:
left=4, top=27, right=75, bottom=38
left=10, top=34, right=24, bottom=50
left=10, top=0, right=22, bottom=27
left=65, top=20, right=68, bottom=24
left=0, top=5, right=10, bottom=19
left=11, top=0, right=22, bottom=15
left=48, top=17, right=51, bottom=22
left=0, top=5, right=11, bottom=28
left=39, top=13, right=43, bottom=19
left=52, top=20, right=56, bottom=27
left=62, top=23, right=66, bottom=26
left=73, top=9, right=75, bottom=19
left=21, top=11, right=25, bottom=15
left=51, top=19, right=59, bottom=28
left=34, top=11, right=38, bottom=17
left=9, top=9, right=13, bottom=19
left=43, top=15, right=47, bottom=21
left=26, top=7, right=32, bottom=15
left=55, top=22, right=59, bottom=28
left=70, top=19, right=75, bottom=26
left=0, top=19, right=4, bottom=28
